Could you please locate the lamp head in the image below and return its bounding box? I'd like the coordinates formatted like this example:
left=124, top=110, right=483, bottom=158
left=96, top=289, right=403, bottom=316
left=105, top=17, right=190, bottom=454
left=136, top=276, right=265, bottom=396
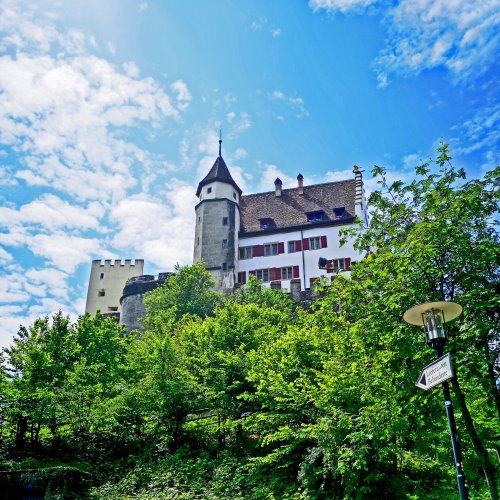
left=403, top=301, right=462, bottom=346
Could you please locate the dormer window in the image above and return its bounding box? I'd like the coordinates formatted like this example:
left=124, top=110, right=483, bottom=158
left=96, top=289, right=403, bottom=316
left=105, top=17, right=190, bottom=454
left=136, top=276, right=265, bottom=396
left=306, top=210, right=326, bottom=222
left=333, top=207, right=345, bottom=218
left=207, top=187, right=212, bottom=194
left=259, top=218, right=274, bottom=229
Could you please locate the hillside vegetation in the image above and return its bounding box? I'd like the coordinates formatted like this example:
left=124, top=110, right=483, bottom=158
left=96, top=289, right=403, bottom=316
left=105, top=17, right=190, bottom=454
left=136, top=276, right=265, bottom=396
left=1, top=146, right=498, bottom=499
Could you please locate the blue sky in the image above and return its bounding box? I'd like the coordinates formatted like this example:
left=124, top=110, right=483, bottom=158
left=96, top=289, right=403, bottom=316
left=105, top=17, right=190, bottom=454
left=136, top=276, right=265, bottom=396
left=0, top=0, right=498, bottom=347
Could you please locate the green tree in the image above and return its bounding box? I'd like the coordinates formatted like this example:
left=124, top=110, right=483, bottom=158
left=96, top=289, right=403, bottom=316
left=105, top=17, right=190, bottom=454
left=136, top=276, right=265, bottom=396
left=2, top=312, right=133, bottom=452
left=339, top=145, right=499, bottom=498
left=143, top=261, right=221, bottom=330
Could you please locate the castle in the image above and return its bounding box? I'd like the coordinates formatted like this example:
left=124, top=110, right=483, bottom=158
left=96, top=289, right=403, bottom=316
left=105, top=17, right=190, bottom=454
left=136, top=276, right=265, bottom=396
left=85, top=140, right=368, bottom=330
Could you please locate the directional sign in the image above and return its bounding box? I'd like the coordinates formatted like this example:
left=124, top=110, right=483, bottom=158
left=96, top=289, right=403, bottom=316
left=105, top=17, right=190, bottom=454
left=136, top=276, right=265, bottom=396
left=415, top=353, right=454, bottom=390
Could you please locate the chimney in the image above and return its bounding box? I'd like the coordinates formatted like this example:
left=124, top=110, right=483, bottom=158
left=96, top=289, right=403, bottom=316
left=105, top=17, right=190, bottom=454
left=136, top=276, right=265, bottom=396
left=353, top=165, right=365, bottom=216
left=274, top=177, right=282, bottom=197
left=297, top=173, right=304, bottom=195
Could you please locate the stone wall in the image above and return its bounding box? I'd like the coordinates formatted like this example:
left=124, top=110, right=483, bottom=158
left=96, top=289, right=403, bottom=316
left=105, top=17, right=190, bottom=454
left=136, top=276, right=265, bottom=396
left=120, top=273, right=172, bottom=334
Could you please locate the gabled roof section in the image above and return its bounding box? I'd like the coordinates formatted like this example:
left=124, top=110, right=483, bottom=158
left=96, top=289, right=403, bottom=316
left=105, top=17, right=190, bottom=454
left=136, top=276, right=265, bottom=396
left=196, top=155, right=242, bottom=197
left=239, top=179, right=356, bottom=234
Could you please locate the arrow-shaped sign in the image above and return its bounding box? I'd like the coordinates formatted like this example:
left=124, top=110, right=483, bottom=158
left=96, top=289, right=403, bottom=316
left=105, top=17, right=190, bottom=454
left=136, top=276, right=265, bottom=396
left=415, top=353, right=454, bottom=390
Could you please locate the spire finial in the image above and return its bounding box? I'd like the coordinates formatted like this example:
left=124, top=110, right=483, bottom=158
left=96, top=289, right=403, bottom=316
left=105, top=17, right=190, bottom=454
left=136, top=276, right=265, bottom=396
left=218, top=128, right=222, bottom=157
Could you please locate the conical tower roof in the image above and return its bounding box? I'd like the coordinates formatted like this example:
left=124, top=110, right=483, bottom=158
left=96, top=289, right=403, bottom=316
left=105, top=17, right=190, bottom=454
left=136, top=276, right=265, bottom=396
left=196, top=140, right=242, bottom=197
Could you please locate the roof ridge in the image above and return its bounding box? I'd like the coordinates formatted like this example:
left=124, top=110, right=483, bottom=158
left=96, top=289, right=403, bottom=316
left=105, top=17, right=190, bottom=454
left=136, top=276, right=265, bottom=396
left=241, top=178, right=355, bottom=198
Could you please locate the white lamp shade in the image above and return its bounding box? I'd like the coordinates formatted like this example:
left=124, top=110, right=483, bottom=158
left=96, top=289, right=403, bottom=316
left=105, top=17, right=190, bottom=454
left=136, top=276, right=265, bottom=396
left=403, top=301, right=462, bottom=326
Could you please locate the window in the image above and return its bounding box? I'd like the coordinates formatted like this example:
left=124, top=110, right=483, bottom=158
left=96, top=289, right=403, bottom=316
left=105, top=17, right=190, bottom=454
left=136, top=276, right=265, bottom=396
left=309, top=237, right=321, bottom=250
left=197, top=237, right=199, bottom=246
left=333, top=207, right=345, bottom=218
left=239, top=246, right=253, bottom=259
left=100, top=273, right=104, bottom=279
left=256, top=269, right=270, bottom=282
left=222, top=262, right=227, bottom=271
left=288, top=241, right=295, bottom=253
left=233, top=192, right=237, bottom=199
left=281, top=267, right=293, bottom=280
left=307, top=210, right=325, bottom=222
left=237, top=272, right=246, bottom=284
left=108, top=306, right=118, bottom=312
left=207, top=187, right=212, bottom=194
left=198, top=216, right=201, bottom=222
left=264, top=243, right=279, bottom=256
left=259, top=218, right=273, bottom=229
left=222, top=217, right=228, bottom=225
left=98, top=289, right=105, bottom=297
left=332, top=259, right=345, bottom=272
left=222, top=239, right=227, bottom=248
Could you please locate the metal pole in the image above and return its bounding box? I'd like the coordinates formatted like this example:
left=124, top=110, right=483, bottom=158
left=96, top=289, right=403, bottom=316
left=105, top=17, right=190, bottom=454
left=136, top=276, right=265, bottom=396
left=434, top=345, right=469, bottom=500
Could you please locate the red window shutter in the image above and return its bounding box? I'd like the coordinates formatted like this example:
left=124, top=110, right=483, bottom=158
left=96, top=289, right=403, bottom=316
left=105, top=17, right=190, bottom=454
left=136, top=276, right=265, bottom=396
left=321, top=235, right=327, bottom=248
left=253, top=245, right=264, bottom=257
left=270, top=267, right=280, bottom=281
left=278, top=242, right=285, bottom=254
left=345, top=258, right=351, bottom=270
left=242, top=271, right=246, bottom=284
left=293, top=265, right=300, bottom=278
left=326, top=260, right=333, bottom=273
left=295, top=240, right=302, bottom=252
left=302, top=238, right=309, bottom=250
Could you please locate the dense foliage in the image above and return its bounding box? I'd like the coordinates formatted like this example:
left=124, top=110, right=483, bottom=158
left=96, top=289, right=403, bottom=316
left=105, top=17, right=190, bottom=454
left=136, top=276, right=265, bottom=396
left=1, top=146, right=498, bottom=499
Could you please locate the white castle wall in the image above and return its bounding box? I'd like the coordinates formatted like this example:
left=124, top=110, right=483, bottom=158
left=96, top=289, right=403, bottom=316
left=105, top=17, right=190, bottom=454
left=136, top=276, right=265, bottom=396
left=237, top=224, right=363, bottom=291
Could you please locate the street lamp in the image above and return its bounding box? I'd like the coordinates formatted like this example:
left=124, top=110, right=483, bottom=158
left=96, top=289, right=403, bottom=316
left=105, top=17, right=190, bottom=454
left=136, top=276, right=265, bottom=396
left=403, top=301, right=469, bottom=500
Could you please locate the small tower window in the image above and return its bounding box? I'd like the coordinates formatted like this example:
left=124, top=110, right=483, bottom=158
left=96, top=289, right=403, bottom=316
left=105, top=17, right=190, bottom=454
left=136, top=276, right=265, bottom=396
left=222, top=217, right=228, bottom=225
left=222, top=262, right=227, bottom=271
left=98, top=289, right=105, bottom=297
left=233, top=192, right=237, bottom=199
left=207, top=187, right=212, bottom=194
left=222, top=239, right=227, bottom=248
left=100, top=273, right=104, bottom=279
left=197, top=237, right=199, bottom=246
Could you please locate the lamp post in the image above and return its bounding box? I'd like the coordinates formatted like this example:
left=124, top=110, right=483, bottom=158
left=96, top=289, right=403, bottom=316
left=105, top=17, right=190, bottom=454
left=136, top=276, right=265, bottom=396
left=403, top=301, right=469, bottom=500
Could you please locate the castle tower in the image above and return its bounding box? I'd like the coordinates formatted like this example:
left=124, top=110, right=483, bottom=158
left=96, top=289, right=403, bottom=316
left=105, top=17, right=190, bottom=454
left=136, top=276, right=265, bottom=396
left=194, top=139, right=242, bottom=291
left=85, top=259, right=144, bottom=315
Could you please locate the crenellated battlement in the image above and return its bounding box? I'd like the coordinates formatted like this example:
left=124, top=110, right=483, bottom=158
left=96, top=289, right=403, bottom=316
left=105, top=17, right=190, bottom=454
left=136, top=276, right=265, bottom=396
left=91, top=259, right=145, bottom=268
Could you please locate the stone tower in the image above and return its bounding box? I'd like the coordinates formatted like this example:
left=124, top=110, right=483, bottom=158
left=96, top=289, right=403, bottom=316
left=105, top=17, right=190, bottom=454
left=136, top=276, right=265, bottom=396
left=194, top=139, right=242, bottom=291
left=85, top=259, right=144, bottom=315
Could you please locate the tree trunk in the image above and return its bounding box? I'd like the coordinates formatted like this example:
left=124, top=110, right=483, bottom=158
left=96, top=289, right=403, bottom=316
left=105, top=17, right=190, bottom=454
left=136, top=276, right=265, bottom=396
left=15, top=415, right=28, bottom=450
left=451, top=377, right=499, bottom=500
left=486, top=358, right=500, bottom=424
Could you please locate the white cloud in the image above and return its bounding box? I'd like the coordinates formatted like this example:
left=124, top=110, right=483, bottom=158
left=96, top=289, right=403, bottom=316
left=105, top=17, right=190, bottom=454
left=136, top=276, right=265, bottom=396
left=110, top=183, right=197, bottom=271
left=270, top=90, right=309, bottom=118
left=309, top=0, right=376, bottom=14
left=233, top=147, right=248, bottom=160
left=272, top=29, right=282, bottom=37
left=170, top=80, right=192, bottom=111
left=0, top=245, right=12, bottom=263
left=0, top=195, right=103, bottom=231
left=27, top=233, right=103, bottom=273
left=374, top=0, right=500, bottom=83
left=257, top=163, right=296, bottom=193
left=106, top=41, right=116, bottom=54
left=228, top=112, right=252, bottom=137
left=138, top=2, right=149, bottom=13
left=0, top=52, right=183, bottom=202
left=451, top=103, right=500, bottom=155
left=251, top=17, right=267, bottom=30
left=310, top=0, right=499, bottom=84
left=123, top=61, right=140, bottom=77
